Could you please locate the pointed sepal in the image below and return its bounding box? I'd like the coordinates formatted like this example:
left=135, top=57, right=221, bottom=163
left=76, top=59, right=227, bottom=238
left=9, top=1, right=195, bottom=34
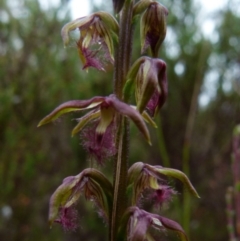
left=145, top=164, right=200, bottom=198
left=72, top=110, right=100, bottom=136
left=37, top=97, right=104, bottom=127
left=48, top=168, right=113, bottom=228
left=109, top=95, right=152, bottom=145
left=127, top=162, right=199, bottom=205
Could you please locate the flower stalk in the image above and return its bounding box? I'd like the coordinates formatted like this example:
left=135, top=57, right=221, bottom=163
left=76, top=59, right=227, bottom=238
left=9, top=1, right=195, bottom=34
left=111, top=1, right=134, bottom=239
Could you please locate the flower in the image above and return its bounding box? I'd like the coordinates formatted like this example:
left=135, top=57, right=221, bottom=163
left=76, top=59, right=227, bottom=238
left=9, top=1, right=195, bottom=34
left=141, top=2, right=168, bottom=56
left=127, top=162, right=199, bottom=205
left=38, top=95, right=156, bottom=162
left=133, top=0, right=168, bottom=57
left=61, top=12, right=119, bottom=71
left=48, top=168, right=113, bottom=229
left=124, top=57, right=167, bottom=117
left=118, top=206, right=188, bottom=241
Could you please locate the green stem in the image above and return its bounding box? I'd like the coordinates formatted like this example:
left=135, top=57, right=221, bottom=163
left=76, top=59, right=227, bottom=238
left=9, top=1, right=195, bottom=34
left=114, top=0, right=134, bottom=98
left=111, top=1, right=134, bottom=241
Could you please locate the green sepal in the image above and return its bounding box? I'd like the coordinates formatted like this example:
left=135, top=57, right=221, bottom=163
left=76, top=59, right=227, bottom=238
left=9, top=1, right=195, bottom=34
left=136, top=61, right=157, bottom=114
left=146, top=164, right=200, bottom=198
left=141, top=110, right=157, bottom=128
left=48, top=176, right=79, bottom=227
left=123, top=57, right=147, bottom=102
left=140, top=2, right=168, bottom=56
left=130, top=106, right=157, bottom=128
left=72, top=110, right=100, bottom=136
left=133, top=0, right=152, bottom=17
left=97, top=11, right=119, bottom=34
left=61, top=15, right=93, bottom=47
left=128, top=162, right=144, bottom=185
left=95, top=20, right=115, bottom=61
left=96, top=106, right=115, bottom=134
left=37, top=97, right=104, bottom=127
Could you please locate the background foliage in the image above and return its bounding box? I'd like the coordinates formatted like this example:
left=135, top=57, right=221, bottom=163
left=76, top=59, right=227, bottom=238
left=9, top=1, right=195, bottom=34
left=0, top=0, right=239, bottom=240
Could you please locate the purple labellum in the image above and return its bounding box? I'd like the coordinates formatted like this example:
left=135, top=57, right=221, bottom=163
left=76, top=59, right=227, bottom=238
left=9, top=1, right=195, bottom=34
left=78, top=40, right=113, bottom=71
left=81, top=121, right=117, bottom=165
left=55, top=207, right=78, bottom=231
left=151, top=185, right=176, bottom=208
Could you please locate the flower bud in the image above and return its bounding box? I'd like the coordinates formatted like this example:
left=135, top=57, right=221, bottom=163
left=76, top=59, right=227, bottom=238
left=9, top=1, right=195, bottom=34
left=140, top=2, right=168, bottom=56
left=124, top=57, right=167, bottom=117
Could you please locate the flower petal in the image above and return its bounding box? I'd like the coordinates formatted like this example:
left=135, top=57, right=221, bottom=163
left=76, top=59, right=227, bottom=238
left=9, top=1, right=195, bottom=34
left=108, top=95, right=152, bottom=145
left=121, top=207, right=188, bottom=241
left=124, top=57, right=147, bottom=102
left=38, top=97, right=104, bottom=127
left=72, top=110, right=100, bottom=136
left=97, top=12, right=119, bottom=33
left=61, top=15, right=94, bottom=47
left=154, top=215, right=188, bottom=241
left=133, top=0, right=152, bottom=16
left=131, top=106, right=157, bottom=128
left=96, top=106, right=115, bottom=134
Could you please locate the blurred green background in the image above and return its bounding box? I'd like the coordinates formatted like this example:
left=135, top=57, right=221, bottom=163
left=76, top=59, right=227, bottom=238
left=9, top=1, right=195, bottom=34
left=0, top=0, right=240, bottom=240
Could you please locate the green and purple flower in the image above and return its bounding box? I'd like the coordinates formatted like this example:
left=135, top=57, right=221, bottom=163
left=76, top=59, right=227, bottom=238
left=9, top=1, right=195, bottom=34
left=38, top=94, right=156, bottom=163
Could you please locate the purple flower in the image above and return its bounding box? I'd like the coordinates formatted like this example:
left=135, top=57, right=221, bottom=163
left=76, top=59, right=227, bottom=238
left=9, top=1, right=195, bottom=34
left=127, top=162, right=200, bottom=206
left=61, top=12, right=119, bottom=71
left=48, top=168, right=113, bottom=229
left=124, top=57, right=167, bottom=117
left=38, top=95, right=157, bottom=163
left=140, top=2, right=168, bottom=57
left=119, top=206, right=188, bottom=241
